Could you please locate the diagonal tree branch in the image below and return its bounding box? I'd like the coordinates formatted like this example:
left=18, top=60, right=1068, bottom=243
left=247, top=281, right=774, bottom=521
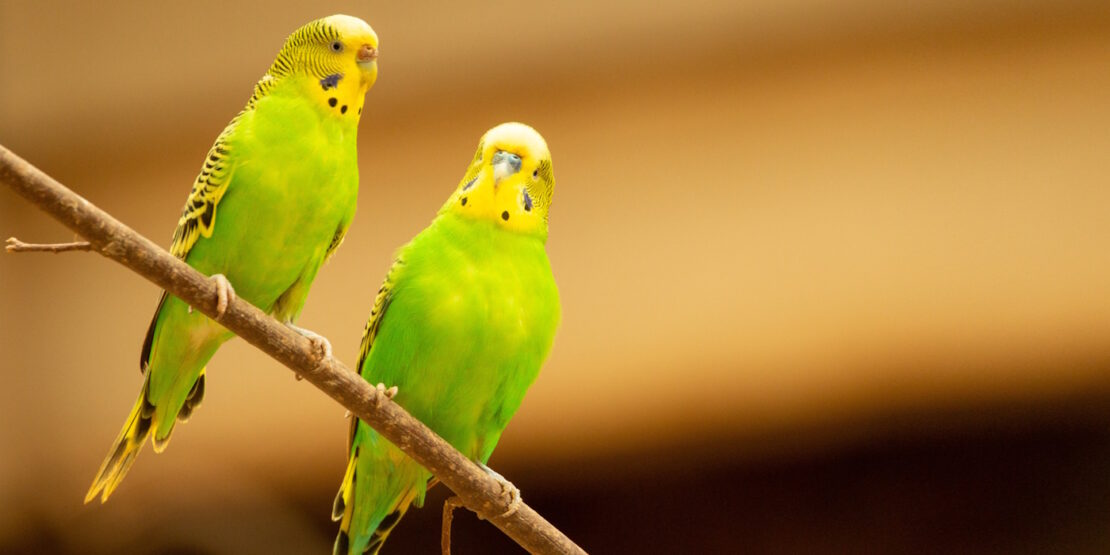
left=0, top=143, right=586, bottom=555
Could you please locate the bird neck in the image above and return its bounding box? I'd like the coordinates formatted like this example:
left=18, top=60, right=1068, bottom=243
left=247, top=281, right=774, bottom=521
left=246, top=71, right=369, bottom=125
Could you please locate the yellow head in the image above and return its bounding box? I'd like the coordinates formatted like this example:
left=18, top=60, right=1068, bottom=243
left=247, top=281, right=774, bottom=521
left=260, top=14, right=379, bottom=118
left=442, top=123, right=555, bottom=240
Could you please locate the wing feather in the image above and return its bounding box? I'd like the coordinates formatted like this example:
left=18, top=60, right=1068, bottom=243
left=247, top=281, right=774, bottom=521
left=141, top=117, right=241, bottom=371
left=169, top=120, right=241, bottom=260
left=323, top=224, right=350, bottom=264
left=346, top=257, right=405, bottom=452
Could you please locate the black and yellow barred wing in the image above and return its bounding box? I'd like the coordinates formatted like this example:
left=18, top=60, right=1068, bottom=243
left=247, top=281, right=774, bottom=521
left=168, top=120, right=240, bottom=260
left=141, top=117, right=241, bottom=372
left=341, top=257, right=406, bottom=450
left=332, top=256, right=411, bottom=551
left=355, top=257, right=404, bottom=374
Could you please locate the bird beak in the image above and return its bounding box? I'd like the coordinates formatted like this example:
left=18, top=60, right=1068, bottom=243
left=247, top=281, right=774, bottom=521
left=492, top=151, right=522, bottom=188
left=357, top=44, right=378, bottom=63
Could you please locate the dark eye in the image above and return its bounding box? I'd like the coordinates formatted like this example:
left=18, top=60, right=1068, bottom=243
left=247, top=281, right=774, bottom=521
left=532, top=169, right=539, bottom=178
left=330, top=41, right=343, bottom=53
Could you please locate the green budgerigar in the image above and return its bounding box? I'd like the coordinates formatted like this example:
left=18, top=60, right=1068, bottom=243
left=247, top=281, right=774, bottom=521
left=85, top=14, right=380, bottom=503
left=332, top=123, right=561, bottom=554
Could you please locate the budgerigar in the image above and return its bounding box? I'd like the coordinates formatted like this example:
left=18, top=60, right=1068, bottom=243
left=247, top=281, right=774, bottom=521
left=85, top=14, right=380, bottom=503
left=332, top=123, right=561, bottom=554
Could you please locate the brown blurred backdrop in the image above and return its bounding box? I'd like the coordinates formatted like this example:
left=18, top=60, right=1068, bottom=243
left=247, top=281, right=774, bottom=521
left=3, top=1, right=1110, bottom=553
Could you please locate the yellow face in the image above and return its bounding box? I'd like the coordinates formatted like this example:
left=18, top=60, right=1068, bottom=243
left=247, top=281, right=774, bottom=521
left=320, top=14, right=379, bottom=88
left=443, top=123, right=555, bottom=238
left=273, top=14, right=379, bottom=121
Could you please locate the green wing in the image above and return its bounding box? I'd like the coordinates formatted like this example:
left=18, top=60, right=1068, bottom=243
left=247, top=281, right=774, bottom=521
left=332, top=255, right=403, bottom=525
left=356, top=258, right=403, bottom=372
left=345, top=256, right=404, bottom=451
left=140, top=118, right=241, bottom=371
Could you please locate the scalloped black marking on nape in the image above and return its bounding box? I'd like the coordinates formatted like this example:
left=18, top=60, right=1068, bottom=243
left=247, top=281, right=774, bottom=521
left=462, top=177, right=477, bottom=191
left=319, top=73, right=343, bottom=90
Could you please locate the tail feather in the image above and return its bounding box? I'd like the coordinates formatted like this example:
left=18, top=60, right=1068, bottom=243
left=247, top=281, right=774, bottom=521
left=86, top=368, right=206, bottom=502
left=364, top=508, right=407, bottom=555
left=332, top=448, right=358, bottom=522
left=334, top=506, right=410, bottom=555
left=85, top=373, right=156, bottom=504
left=332, top=444, right=419, bottom=555
left=176, top=371, right=206, bottom=423
left=150, top=369, right=206, bottom=453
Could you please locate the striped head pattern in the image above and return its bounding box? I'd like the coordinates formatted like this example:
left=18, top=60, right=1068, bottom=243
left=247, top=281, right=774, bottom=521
left=251, top=14, right=379, bottom=119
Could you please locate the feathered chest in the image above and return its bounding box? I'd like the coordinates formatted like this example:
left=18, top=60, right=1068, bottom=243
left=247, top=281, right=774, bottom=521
left=230, top=92, right=359, bottom=205
left=392, top=217, right=560, bottom=359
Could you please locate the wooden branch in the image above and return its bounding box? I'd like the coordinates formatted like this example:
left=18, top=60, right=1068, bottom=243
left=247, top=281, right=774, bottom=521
left=442, top=495, right=465, bottom=555
left=6, top=237, right=93, bottom=253
left=0, top=143, right=586, bottom=555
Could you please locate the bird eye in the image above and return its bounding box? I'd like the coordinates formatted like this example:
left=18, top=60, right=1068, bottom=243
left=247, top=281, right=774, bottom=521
left=532, top=170, right=539, bottom=178
left=330, top=41, right=343, bottom=53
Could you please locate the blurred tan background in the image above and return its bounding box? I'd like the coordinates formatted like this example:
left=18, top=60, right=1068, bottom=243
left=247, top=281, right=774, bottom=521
left=3, top=0, right=1110, bottom=553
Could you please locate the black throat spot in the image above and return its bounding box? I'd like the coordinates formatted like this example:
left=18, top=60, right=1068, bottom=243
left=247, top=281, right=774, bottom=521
left=319, top=73, right=343, bottom=90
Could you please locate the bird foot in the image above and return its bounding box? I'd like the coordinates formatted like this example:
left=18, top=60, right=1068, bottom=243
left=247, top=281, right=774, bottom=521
left=479, top=463, right=522, bottom=519
left=286, top=323, right=333, bottom=363
left=210, top=273, right=237, bottom=320
left=373, top=382, right=398, bottom=406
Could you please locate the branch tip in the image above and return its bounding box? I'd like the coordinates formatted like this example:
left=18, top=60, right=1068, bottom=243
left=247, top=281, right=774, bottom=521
left=6, top=237, right=93, bottom=253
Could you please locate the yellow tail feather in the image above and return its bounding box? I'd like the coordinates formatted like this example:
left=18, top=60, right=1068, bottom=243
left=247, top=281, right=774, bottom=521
left=333, top=462, right=418, bottom=554
left=85, top=373, right=155, bottom=504
left=85, top=367, right=206, bottom=503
